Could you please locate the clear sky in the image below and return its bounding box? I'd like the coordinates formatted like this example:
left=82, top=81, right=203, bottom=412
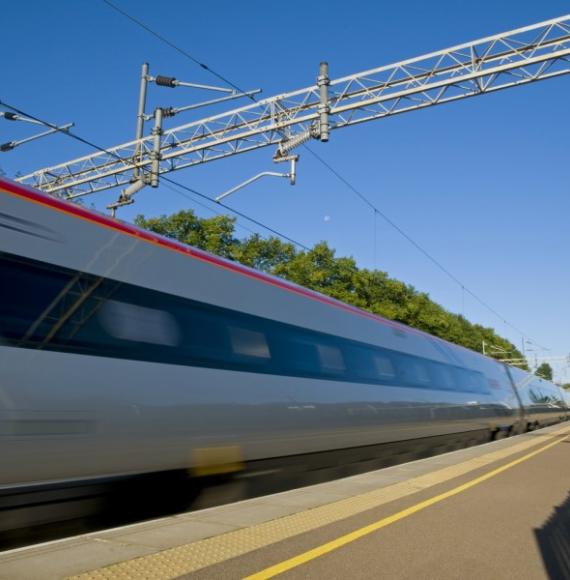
left=1, top=1, right=569, bottom=379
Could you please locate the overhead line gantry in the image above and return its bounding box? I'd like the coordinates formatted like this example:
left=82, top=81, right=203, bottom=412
left=13, top=14, right=570, bottom=206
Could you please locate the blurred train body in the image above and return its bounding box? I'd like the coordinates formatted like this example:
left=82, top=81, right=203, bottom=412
left=0, top=177, right=568, bottom=534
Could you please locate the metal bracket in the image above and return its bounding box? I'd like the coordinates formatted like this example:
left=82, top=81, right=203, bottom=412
left=106, top=179, right=146, bottom=217
left=273, top=63, right=329, bottom=160
left=0, top=112, right=74, bottom=152
left=215, top=155, right=299, bottom=202
left=144, top=89, right=262, bottom=121
left=130, top=63, right=261, bottom=198
left=317, top=61, right=330, bottom=142
left=106, top=105, right=165, bottom=216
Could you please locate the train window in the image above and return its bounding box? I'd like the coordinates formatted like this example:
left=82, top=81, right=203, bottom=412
left=453, top=367, right=483, bottom=394
left=229, top=326, right=271, bottom=360
left=395, top=356, right=432, bottom=388
left=429, top=362, right=457, bottom=391
left=414, top=361, right=432, bottom=386
left=316, top=344, right=345, bottom=375
left=344, top=345, right=378, bottom=381
left=181, top=309, right=231, bottom=363
left=467, top=370, right=490, bottom=394
left=0, top=255, right=74, bottom=343
left=281, top=337, right=321, bottom=375
left=343, top=346, right=397, bottom=383
left=99, top=300, right=180, bottom=346
left=371, top=354, right=396, bottom=381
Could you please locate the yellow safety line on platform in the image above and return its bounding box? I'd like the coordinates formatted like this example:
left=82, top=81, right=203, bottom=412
left=246, top=432, right=568, bottom=579
left=70, top=424, right=570, bottom=580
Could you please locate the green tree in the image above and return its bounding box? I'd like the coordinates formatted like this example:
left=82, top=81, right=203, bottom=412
left=135, top=209, right=525, bottom=362
left=135, top=211, right=239, bottom=260
left=535, top=362, right=553, bottom=381
left=233, top=234, right=296, bottom=272
left=274, top=242, right=361, bottom=305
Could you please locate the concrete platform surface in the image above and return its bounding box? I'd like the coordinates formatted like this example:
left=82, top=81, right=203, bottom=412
left=1, top=423, right=569, bottom=579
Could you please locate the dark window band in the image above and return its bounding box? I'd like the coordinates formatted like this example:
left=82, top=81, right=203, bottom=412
left=0, top=252, right=490, bottom=395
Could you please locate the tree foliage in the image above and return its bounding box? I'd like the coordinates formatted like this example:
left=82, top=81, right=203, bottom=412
left=135, top=210, right=526, bottom=363
left=535, top=362, right=553, bottom=381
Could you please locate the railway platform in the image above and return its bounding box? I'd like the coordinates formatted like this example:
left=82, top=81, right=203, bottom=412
left=2, top=422, right=569, bottom=579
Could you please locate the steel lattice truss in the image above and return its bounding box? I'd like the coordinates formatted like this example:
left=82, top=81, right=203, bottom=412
left=17, top=14, right=570, bottom=198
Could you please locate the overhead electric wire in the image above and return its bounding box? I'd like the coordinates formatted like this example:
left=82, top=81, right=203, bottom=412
left=100, top=0, right=550, bottom=350
left=101, top=0, right=254, bottom=102
left=161, top=176, right=309, bottom=249
left=303, top=147, right=541, bottom=344
left=158, top=179, right=260, bottom=238
left=0, top=99, right=309, bottom=251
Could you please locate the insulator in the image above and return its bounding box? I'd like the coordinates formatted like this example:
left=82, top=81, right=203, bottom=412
left=277, top=131, right=313, bottom=157
left=155, top=75, right=177, bottom=88
left=3, top=112, right=18, bottom=121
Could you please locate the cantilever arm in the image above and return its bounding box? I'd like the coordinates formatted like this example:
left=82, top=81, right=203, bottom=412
left=215, top=171, right=290, bottom=202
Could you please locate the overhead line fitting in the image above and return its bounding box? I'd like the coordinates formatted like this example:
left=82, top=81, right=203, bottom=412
left=274, top=62, right=330, bottom=161
left=108, top=63, right=262, bottom=214
left=0, top=111, right=74, bottom=153
left=219, top=62, right=330, bottom=202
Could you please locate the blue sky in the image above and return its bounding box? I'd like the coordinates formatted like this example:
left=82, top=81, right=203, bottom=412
left=2, top=1, right=569, bottom=378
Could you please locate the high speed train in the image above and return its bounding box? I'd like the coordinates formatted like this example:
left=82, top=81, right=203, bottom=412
left=0, top=176, right=568, bottom=534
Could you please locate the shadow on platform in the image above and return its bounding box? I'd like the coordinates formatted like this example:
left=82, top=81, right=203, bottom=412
left=535, top=491, right=570, bottom=579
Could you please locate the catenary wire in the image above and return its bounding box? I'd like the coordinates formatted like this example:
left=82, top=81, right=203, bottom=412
left=160, top=180, right=259, bottom=238
left=100, top=0, right=548, bottom=349
left=0, top=99, right=309, bottom=251
left=102, top=0, right=254, bottom=102
left=301, top=147, right=534, bottom=341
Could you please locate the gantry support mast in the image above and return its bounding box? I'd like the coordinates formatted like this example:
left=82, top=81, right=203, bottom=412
left=15, top=15, right=570, bottom=200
